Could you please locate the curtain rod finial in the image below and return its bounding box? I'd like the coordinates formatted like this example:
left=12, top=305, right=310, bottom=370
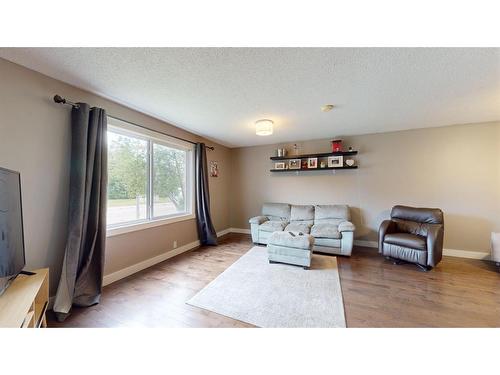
left=53, top=94, right=65, bottom=104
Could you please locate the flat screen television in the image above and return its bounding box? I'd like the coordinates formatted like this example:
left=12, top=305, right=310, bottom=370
left=0, top=167, right=26, bottom=296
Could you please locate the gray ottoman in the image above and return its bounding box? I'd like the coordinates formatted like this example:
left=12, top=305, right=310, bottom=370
left=267, top=231, right=315, bottom=269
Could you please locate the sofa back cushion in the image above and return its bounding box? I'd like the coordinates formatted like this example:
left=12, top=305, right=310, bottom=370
left=314, top=205, right=350, bottom=223
left=262, top=203, right=291, bottom=221
left=290, top=205, right=314, bottom=225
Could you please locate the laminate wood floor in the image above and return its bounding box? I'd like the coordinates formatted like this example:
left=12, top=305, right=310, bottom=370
left=47, top=233, right=500, bottom=328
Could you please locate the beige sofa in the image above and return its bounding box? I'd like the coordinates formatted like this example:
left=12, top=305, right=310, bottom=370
left=249, top=203, right=355, bottom=256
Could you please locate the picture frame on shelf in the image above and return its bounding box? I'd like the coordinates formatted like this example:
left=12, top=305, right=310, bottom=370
left=288, top=159, right=301, bottom=170
left=307, top=157, right=318, bottom=169
left=327, top=155, right=343, bottom=168
left=274, top=162, right=286, bottom=170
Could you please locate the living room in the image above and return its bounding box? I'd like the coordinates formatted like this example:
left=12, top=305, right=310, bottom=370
left=1, top=2, right=499, bottom=374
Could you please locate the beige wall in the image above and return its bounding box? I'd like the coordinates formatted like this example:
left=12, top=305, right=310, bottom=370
left=0, top=58, right=231, bottom=293
left=230, top=122, right=500, bottom=253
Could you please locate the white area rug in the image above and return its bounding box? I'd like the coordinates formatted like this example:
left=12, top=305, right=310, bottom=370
left=187, top=246, right=346, bottom=328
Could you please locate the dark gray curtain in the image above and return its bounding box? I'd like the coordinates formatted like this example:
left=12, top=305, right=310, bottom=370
left=53, top=103, right=107, bottom=322
left=195, top=143, right=217, bottom=246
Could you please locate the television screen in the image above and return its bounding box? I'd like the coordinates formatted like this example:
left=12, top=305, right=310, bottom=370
left=0, top=167, right=26, bottom=296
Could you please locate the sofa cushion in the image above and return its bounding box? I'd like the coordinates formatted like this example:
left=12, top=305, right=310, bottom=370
left=259, top=220, right=288, bottom=233
left=384, top=233, right=426, bottom=250
left=284, top=222, right=312, bottom=234
left=310, top=223, right=342, bottom=239
left=268, top=231, right=314, bottom=250
left=314, top=205, right=350, bottom=222
left=262, top=203, right=291, bottom=221
left=313, top=237, right=341, bottom=248
left=290, top=205, right=314, bottom=222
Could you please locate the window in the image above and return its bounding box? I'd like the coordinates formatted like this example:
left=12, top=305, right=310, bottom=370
left=106, top=117, right=194, bottom=234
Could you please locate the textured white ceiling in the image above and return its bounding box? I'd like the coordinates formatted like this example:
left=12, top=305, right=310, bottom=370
left=1, top=48, right=499, bottom=147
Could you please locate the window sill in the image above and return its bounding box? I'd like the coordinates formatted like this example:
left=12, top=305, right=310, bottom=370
left=106, top=213, right=196, bottom=237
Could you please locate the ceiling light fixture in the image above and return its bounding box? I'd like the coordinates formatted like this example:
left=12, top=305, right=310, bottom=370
left=321, top=104, right=334, bottom=112
left=255, top=119, right=274, bottom=136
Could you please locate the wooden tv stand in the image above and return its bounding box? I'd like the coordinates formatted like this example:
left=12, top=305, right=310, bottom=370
left=0, top=268, right=49, bottom=328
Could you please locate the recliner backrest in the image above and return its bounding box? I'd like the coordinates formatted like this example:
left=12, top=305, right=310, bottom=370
left=390, top=205, right=444, bottom=237
left=262, top=203, right=291, bottom=221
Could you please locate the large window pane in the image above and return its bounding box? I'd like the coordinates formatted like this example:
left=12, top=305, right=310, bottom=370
left=107, top=131, right=148, bottom=226
left=152, top=143, right=187, bottom=218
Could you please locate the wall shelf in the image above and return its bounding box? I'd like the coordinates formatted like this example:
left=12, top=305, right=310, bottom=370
left=270, top=166, right=358, bottom=172
left=270, top=150, right=358, bottom=160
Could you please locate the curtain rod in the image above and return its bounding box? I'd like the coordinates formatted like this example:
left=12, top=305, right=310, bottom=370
left=53, top=95, right=215, bottom=150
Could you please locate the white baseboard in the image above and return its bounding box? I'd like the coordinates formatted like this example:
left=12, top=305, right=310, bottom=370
left=103, top=240, right=201, bottom=286
left=216, top=228, right=232, bottom=237
left=353, top=238, right=491, bottom=260
left=354, top=240, right=378, bottom=248
left=102, top=228, right=234, bottom=287
left=229, top=227, right=251, bottom=234
left=443, top=248, right=490, bottom=260
left=101, top=227, right=492, bottom=287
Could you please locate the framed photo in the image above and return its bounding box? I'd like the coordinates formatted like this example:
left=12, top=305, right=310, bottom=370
left=274, top=162, right=286, bottom=170
left=307, top=157, right=318, bottom=169
left=288, top=159, right=301, bottom=170
left=327, top=155, right=343, bottom=168
left=210, top=161, right=219, bottom=177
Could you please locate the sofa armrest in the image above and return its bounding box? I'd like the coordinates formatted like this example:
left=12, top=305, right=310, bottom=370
left=249, top=215, right=269, bottom=225
left=338, top=221, right=355, bottom=232
left=378, top=220, right=396, bottom=253
left=426, top=224, right=444, bottom=267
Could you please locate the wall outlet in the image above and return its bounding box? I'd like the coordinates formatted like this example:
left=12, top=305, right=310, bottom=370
left=173, top=240, right=177, bottom=249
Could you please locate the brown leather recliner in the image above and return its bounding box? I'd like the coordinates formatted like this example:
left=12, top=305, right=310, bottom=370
left=379, top=205, right=444, bottom=271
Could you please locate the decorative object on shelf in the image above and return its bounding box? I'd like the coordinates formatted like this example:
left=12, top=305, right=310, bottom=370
left=301, top=159, right=308, bottom=169
left=345, top=159, right=355, bottom=167
left=210, top=161, right=219, bottom=177
left=331, top=139, right=343, bottom=152
left=288, top=159, right=301, bottom=170
left=274, top=162, right=286, bottom=170
left=307, top=157, right=318, bottom=169
left=328, top=155, right=344, bottom=168
left=320, top=161, right=327, bottom=168
left=348, top=146, right=353, bottom=152
left=293, top=144, right=299, bottom=156
left=276, top=148, right=287, bottom=157
left=255, top=119, right=274, bottom=136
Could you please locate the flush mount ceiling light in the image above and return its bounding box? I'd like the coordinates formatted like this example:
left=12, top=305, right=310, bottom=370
left=255, top=119, right=274, bottom=136
left=321, top=104, right=334, bottom=112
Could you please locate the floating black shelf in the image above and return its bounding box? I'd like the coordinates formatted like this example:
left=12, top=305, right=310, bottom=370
left=270, top=166, right=358, bottom=172
left=270, top=150, right=358, bottom=160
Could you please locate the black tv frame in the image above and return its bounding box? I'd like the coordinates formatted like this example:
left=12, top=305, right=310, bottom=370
left=0, top=166, right=27, bottom=295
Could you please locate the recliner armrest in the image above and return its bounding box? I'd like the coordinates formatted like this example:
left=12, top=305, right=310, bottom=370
left=426, top=224, right=444, bottom=267
left=249, top=216, right=269, bottom=225
left=378, top=220, right=396, bottom=253
left=338, top=221, right=355, bottom=232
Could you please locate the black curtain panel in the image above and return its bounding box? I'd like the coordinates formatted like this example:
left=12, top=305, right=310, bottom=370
left=195, top=143, right=218, bottom=246
left=53, top=103, right=108, bottom=322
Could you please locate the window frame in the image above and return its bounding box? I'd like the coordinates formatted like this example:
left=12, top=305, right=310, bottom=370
left=106, top=117, right=195, bottom=237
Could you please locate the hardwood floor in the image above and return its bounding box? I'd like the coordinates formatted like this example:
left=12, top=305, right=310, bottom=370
left=47, top=233, right=500, bottom=328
